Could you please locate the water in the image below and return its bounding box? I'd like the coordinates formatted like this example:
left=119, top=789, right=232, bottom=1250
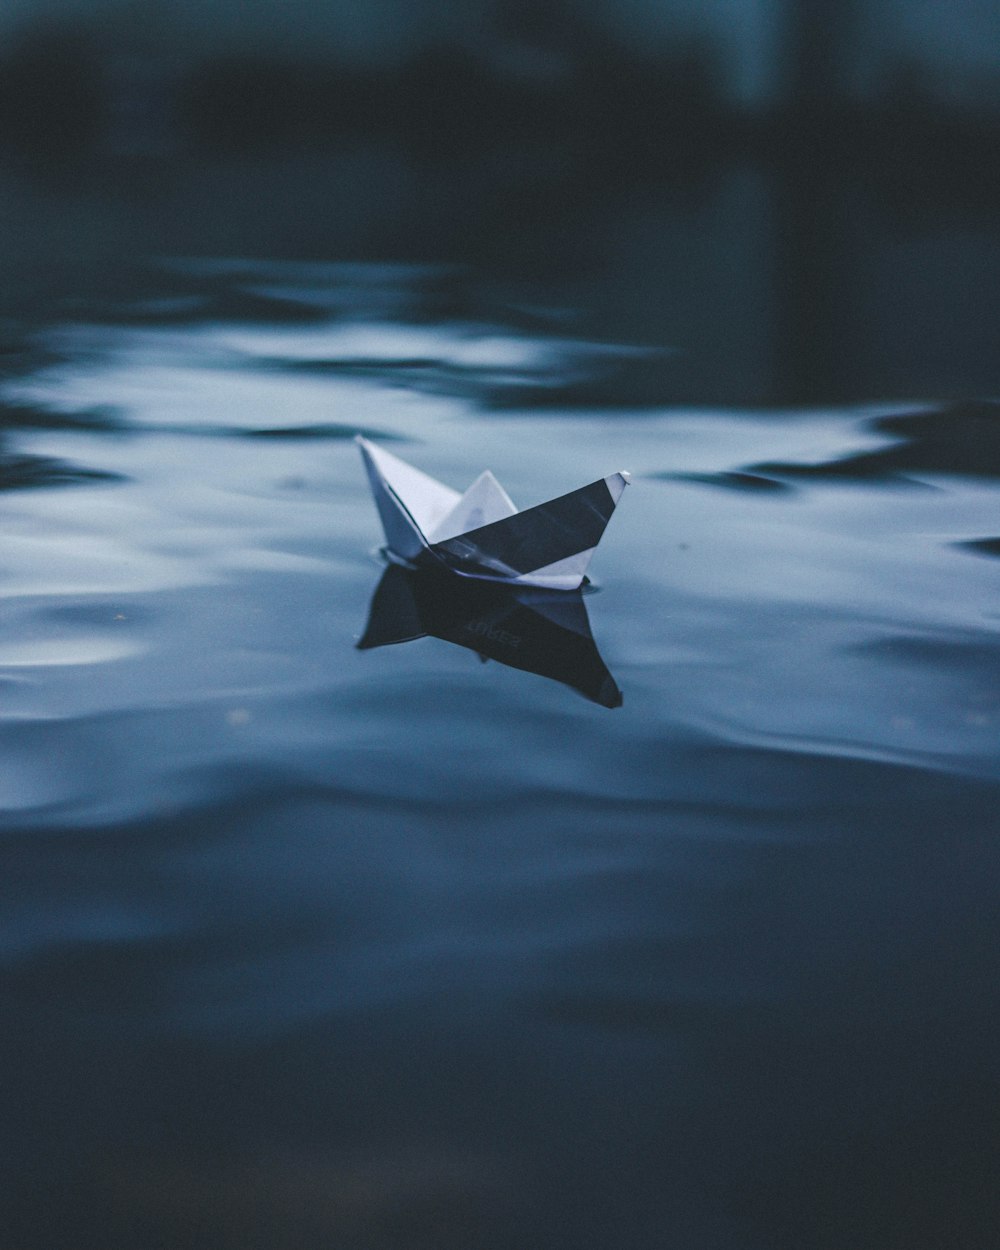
left=2, top=155, right=1000, bottom=1249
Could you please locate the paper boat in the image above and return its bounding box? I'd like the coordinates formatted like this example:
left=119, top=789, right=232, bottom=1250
left=357, top=436, right=629, bottom=590
left=359, top=563, right=622, bottom=707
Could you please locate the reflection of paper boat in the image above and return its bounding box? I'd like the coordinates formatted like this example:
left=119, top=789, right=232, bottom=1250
left=359, top=563, right=622, bottom=707
left=357, top=437, right=629, bottom=591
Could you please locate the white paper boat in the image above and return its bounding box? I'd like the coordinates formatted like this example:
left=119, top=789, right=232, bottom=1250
left=357, top=436, right=629, bottom=590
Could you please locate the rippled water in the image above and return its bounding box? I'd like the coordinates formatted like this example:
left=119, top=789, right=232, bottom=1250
left=3, top=242, right=999, bottom=1248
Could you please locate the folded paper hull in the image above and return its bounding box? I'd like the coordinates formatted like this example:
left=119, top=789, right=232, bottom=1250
left=357, top=437, right=628, bottom=590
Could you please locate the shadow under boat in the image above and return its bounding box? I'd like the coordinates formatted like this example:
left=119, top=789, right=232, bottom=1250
left=358, top=562, right=623, bottom=708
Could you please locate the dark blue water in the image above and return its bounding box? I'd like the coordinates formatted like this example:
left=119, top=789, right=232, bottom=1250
left=2, top=156, right=1000, bottom=1249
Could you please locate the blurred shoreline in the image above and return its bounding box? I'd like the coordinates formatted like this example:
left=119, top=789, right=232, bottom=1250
left=1, top=6, right=999, bottom=166
left=2, top=7, right=999, bottom=409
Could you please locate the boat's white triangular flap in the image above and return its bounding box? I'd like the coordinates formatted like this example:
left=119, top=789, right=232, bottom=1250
left=428, top=470, right=518, bottom=543
left=430, top=470, right=630, bottom=588
left=605, top=470, right=630, bottom=503
left=356, top=437, right=426, bottom=560
left=512, top=548, right=597, bottom=590
left=356, top=437, right=461, bottom=540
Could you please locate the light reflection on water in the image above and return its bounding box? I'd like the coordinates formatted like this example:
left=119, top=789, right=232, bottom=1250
left=2, top=253, right=999, bottom=1249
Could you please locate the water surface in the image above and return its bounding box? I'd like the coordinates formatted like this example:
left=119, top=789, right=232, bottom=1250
left=2, top=169, right=999, bottom=1249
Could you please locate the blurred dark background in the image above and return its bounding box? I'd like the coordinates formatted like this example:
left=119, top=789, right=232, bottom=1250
left=4, top=12, right=1000, bottom=1250
left=2, top=0, right=999, bottom=406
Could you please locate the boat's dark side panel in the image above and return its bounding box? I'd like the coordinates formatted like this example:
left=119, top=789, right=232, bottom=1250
left=430, top=478, right=617, bottom=579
